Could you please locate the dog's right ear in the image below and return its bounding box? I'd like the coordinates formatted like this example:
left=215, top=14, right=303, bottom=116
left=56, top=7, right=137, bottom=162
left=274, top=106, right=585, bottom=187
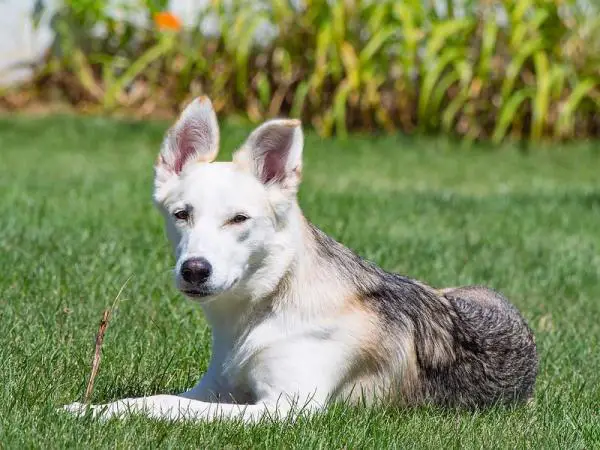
left=156, top=96, right=219, bottom=178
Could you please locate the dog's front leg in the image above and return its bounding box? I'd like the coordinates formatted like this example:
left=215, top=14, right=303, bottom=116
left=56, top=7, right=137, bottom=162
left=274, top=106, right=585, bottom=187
left=62, top=395, right=297, bottom=423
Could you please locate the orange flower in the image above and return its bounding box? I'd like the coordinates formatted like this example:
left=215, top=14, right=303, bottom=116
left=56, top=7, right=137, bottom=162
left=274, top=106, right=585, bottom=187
left=154, top=12, right=182, bottom=31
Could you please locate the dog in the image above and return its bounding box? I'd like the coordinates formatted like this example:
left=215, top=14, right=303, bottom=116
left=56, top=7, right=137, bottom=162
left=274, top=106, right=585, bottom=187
left=63, top=97, right=538, bottom=422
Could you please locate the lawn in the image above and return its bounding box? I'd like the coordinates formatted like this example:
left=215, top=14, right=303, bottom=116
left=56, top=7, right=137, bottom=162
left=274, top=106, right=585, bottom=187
left=1, top=115, right=599, bottom=448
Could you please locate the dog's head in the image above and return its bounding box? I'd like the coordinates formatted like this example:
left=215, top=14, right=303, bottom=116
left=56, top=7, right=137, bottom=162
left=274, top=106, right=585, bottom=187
left=153, top=97, right=304, bottom=303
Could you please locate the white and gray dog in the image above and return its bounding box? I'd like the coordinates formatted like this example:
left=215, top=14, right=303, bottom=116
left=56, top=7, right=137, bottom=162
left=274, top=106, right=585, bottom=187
left=64, top=97, right=537, bottom=422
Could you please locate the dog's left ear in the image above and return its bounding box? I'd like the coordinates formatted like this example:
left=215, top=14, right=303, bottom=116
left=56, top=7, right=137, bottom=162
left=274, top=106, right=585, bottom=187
left=234, top=119, right=303, bottom=193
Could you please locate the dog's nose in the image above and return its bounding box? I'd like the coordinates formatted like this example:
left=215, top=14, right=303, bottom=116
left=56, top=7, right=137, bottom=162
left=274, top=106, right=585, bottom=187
left=181, top=257, right=212, bottom=285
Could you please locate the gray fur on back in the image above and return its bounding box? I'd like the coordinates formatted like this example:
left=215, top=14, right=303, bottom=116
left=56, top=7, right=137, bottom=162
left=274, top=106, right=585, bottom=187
left=308, top=224, right=538, bottom=409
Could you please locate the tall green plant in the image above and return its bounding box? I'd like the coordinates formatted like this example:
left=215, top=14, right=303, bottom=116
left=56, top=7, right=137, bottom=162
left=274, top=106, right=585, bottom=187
left=11, top=0, right=600, bottom=142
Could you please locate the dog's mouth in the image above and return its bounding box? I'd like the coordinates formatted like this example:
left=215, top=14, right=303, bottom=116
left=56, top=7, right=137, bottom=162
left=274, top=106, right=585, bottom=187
left=181, top=289, right=213, bottom=298
left=179, top=277, right=240, bottom=301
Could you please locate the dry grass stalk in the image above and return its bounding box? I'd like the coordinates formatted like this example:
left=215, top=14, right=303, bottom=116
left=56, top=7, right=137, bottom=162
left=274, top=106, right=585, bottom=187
left=83, top=275, right=133, bottom=404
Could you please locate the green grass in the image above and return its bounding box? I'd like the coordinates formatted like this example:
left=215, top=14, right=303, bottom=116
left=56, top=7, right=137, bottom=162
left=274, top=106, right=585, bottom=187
left=1, top=115, right=599, bottom=448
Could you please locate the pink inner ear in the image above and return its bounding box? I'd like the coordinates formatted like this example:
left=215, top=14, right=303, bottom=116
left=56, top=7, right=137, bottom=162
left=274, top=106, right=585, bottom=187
left=256, top=126, right=294, bottom=183
left=172, top=121, right=213, bottom=174
left=263, top=149, right=286, bottom=183
left=173, top=141, right=196, bottom=174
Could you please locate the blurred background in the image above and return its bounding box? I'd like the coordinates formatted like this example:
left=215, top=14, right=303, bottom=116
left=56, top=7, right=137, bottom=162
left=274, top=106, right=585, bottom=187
left=1, top=3, right=600, bottom=447
left=1, top=0, right=599, bottom=142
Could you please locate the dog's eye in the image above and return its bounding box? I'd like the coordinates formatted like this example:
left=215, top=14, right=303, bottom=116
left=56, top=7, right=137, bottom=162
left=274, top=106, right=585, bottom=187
left=227, top=214, right=250, bottom=225
left=173, top=210, right=189, bottom=221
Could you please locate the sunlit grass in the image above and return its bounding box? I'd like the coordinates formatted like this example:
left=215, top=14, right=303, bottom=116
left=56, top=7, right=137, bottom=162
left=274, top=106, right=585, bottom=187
left=0, top=116, right=599, bottom=448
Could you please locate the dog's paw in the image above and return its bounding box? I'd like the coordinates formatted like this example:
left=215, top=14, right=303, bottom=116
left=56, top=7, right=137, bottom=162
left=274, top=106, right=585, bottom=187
left=60, top=401, right=91, bottom=418
left=60, top=401, right=116, bottom=420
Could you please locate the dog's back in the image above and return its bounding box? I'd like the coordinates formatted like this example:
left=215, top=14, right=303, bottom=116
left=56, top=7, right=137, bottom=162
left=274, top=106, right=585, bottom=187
left=359, top=279, right=538, bottom=409
left=307, top=225, right=538, bottom=409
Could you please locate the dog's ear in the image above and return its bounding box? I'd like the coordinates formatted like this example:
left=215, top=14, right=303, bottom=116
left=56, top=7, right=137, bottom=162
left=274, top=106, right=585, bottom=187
left=157, top=96, right=219, bottom=175
left=234, top=119, right=303, bottom=192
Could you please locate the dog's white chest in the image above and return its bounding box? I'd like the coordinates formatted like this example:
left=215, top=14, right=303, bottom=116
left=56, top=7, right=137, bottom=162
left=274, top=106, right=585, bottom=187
left=221, top=315, right=363, bottom=404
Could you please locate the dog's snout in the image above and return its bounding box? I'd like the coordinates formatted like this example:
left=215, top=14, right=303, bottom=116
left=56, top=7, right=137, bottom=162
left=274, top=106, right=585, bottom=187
left=181, top=257, right=212, bottom=285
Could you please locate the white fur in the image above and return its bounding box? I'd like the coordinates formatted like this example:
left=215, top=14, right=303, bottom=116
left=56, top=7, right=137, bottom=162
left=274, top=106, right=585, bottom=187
left=62, top=98, right=374, bottom=423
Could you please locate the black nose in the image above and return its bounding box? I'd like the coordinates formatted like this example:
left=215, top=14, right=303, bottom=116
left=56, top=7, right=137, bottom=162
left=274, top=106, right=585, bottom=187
left=181, top=257, right=212, bottom=285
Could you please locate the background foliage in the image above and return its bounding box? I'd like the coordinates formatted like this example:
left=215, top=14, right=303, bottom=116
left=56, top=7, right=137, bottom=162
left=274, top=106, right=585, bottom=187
left=3, top=0, right=600, bottom=142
